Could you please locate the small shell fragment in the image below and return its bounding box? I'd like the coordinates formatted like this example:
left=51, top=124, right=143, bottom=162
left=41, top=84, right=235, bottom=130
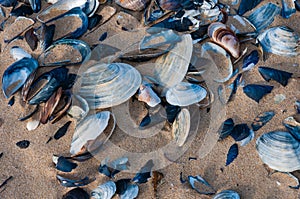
left=213, top=190, right=240, bottom=199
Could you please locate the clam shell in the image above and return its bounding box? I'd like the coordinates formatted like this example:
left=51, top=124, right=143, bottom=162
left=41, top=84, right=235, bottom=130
left=166, top=82, right=207, bottom=106
left=247, top=3, right=281, bottom=32
left=70, top=111, right=116, bottom=155
left=256, top=131, right=300, bottom=172
left=115, top=0, right=149, bottom=11
left=153, top=34, right=193, bottom=88
left=78, top=63, right=142, bottom=109
left=201, top=42, right=233, bottom=83
left=213, top=190, right=240, bottom=199
left=172, top=108, right=190, bottom=147
left=257, top=26, right=299, bottom=57
left=91, top=181, right=116, bottom=199
left=208, top=22, right=240, bottom=58
left=37, top=0, right=99, bottom=22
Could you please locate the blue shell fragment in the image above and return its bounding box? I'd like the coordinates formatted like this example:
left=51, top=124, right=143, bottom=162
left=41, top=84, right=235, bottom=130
left=56, top=156, right=78, bottom=172
left=218, top=118, right=235, bottom=140
left=187, top=175, right=216, bottom=195
left=238, top=0, right=262, bottom=15
left=226, top=143, right=238, bottom=166
left=139, top=114, right=151, bottom=128
left=133, top=160, right=154, bottom=184
left=243, top=84, right=273, bottom=103
left=62, top=188, right=90, bottom=199
left=251, top=111, right=275, bottom=131
left=230, top=124, right=251, bottom=142
left=166, top=104, right=181, bottom=123
left=247, top=3, right=281, bottom=32
left=54, top=121, right=72, bottom=140
left=258, top=67, right=293, bottom=87
left=98, top=157, right=129, bottom=178
left=281, top=0, right=296, bottom=18
left=242, top=50, right=259, bottom=71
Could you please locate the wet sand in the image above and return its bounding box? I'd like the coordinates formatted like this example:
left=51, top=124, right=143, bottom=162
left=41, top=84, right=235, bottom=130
left=0, top=0, right=300, bottom=199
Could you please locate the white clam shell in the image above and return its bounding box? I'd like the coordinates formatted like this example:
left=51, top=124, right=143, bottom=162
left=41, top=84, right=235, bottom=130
left=166, top=82, right=207, bottom=106
left=201, top=42, right=233, bottom=83
left=154, top=34, right=193, bottom=88
left=137, top=81, right=161, bottom=107
left=172, top=108, right=190, bottom=147
left=78, top=63, right=142, bottom=109
left=26, top=119, right=39, bottom=131
left=256, top=131, right=300, bottom=172
left=213, top=190, right=240, bottom=199
left=70, top=111, right=115, bottom=155
left=257, top=26, right=299, bottom=57
left=91, top=181, right=116, bottom=199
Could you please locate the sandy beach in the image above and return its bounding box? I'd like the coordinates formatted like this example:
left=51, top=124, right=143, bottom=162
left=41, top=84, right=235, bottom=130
left=0, top=0, right=300, bottom=198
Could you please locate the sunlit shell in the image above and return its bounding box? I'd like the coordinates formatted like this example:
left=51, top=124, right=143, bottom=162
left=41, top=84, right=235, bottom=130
left=201, top=42, right=233, bottom=83
left=115, top=0, right=149, bottom=11
left=153, top=34, right=193, bottom=88
left=10, top=46, right=32, bottom=61
left=172, top=108, right=190, bottom=147
left=91, top=181, right=116, bottom=199
left=208, top=22, right=240, bottom=58
left=213, top=190, right=240, bottom=199
left=70, top=111, right=115, bottom=155
left=257, top=26, right=299, bottom=57
left=256, top=131, right=300, bottom=172
left=78, top=63, right=142, bottom=109
left=166, top=82, right=207, bottom=106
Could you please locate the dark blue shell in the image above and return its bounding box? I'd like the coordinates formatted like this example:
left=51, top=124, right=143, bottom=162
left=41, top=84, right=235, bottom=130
left=56, top=175, right=95, bottom=187
left=218, top=118, right=234, bottom=140
left=230, top=124, right=251, bottom=141
left=0, top=0, right=17, bottom=7
left=139, top=114, right=151, bottom=127
left=28, top=67, right=69, bottom=105
left=226, top=143, right=238, bottom=166
left=54, top=121, right=72, bottom=140
left=238, top=0, right=262, bottom=15
left=56, top=156, right=78, bottom=172
left=10, top=4, right=34, bottom=17
left=166, top=104, right=181, bottom=123
left=258, top=67, right=292, bottom=87
left=45, top=7, right=88, bottom=39
left=243, top=84, right=273, bottom=103
left=251, top=111, right=275, bottom=131
left=2, top=57, right=38, bottom=98
left=62, top=188, right=89, bottom=199
left=242, top=50, right=259, bottom=71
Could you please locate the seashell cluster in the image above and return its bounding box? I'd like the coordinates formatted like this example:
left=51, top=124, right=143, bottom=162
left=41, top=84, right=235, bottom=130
left=208, top=22, right=240, bottom=58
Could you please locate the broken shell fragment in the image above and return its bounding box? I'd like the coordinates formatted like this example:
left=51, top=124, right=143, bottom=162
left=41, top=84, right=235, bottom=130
left=137, top=81, right=161, bottom=107
left=166, top=82, right=207, bottom=106
left=251, top=111, right=275, bottom=131
left=52, top=155, right=77, bottom=172
left=258, top=67, right=293, bottom=87
left=256, top=131, right=300, bottom=172
left=70, top=111, right=115, bottom=155
left=91, top=181, right=116, bottom=199
left=208, top=22, right=240, bottom=58
left=213, top=190, right=240, bottom=199
left=57, top=175, right=95, bottom=187
left=172, top=108, right=190, bottom=147
left=78, top=63, right=142, bottom=109
left=188, top=175, right=216, bottom=195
